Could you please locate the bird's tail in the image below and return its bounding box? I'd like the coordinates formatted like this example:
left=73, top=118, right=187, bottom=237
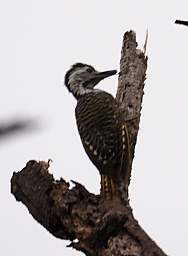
left=101, top=175, right=117, bottom=200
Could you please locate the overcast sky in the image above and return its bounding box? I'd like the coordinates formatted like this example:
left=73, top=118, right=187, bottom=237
left=1, top=1, right=188, bottom=255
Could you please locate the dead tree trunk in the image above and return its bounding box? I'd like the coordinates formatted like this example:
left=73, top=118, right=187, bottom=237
left=11, top=31, right=167, bottom=256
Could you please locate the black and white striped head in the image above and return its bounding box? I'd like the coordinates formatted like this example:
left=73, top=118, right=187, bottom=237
left=64, top=63, right=117, bottom=99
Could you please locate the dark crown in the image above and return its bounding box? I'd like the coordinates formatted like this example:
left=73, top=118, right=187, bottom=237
left=64, top=63, right=95, bottom=91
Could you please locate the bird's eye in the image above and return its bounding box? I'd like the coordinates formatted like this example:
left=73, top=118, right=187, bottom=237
left=87, top=68, right=93, bottom=73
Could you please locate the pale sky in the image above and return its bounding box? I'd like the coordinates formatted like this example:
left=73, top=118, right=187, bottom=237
left=1, top=1, right=188, bottom=255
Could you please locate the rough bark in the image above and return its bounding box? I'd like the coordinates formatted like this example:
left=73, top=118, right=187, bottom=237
left=11, top=31, right=167, bottom=256
left=116, top=31, right=147, bottom=193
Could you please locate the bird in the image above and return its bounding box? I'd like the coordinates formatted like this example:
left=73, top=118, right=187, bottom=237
left=64, top=63, right=131, bottom=199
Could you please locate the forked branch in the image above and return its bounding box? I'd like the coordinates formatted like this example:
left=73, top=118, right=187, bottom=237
left=11, top=31, right=167, bottom=256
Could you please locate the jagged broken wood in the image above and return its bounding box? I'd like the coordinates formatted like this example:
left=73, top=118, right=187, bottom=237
left=11, top=160, right=166, bottom=256
left=11, top=31, right=167, bottom=256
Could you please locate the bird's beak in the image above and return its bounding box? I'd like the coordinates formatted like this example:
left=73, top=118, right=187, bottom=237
left=87, top=69, right=117, bottom=87
left=92, top=70, right=117, bottom=81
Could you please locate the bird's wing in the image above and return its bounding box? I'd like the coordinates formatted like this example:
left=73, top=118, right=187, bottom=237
left=75, top=92, right=127, bottom=178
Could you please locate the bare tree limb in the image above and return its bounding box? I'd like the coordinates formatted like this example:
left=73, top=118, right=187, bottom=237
left=11, top=160, right=167, bottom=256
left=175, top=20, right=188, bottom=26
left=116, top=31, right=147, bottom=198
left=11, top=31, right=167, bottom=256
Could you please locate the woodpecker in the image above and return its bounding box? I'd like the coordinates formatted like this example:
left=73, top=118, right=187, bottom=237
left=64, top=63, right=130, bottom=199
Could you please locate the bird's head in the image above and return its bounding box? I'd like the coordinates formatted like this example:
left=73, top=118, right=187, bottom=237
left=64, top=63, right=117, bottom=99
